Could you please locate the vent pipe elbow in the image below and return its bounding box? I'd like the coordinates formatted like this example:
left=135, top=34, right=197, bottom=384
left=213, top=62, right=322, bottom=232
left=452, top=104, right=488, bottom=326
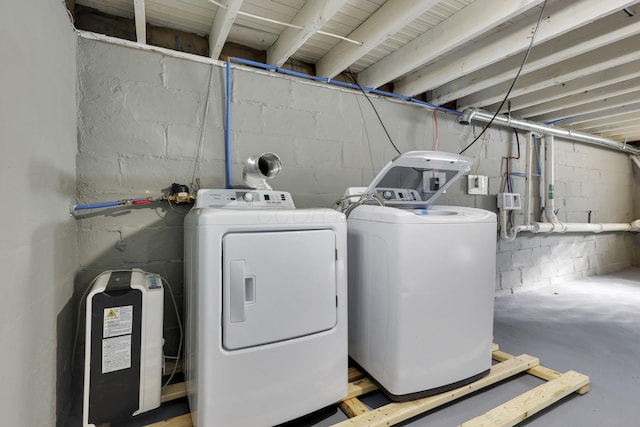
left=458, top=108, right=479, bottom=126
left=243, top=152, right=282, bottom=190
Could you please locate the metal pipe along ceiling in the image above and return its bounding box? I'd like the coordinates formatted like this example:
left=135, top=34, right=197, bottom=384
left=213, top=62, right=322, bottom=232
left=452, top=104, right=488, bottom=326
left=458, top=108, right=640, bottom=156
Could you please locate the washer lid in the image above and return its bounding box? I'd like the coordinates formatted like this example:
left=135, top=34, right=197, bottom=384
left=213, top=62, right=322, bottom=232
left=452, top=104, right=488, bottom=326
left=366, top=151, right=473, bottom=208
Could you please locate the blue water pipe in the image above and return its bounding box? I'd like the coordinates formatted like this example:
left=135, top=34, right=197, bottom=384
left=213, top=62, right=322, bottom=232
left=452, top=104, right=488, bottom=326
left=225, top=59, right=233, bottom=189
left=228, top=57, right=461, bottom=116
left=72, top=197, right=154, bottom=211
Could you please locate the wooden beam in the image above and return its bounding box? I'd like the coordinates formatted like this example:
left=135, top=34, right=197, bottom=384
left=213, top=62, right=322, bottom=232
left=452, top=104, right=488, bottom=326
left=423, top=2, right=640, bottom=103
left=315, top=0, right=440, bottom=78
left=266, top=0, right=343, bottom=67
left=460, top=371, right=590, bottom=427
left=557, top=101, right=640, bottom=127
left=133, top=0, right=146, bottom=44
left=339, top=397, right=370, bottom=418
left=601, top=126, right=640, bottom=140
left=458, top=34, right=640, bottom=109
left=145, top=413, right=192, bottom=427
left=515, top=76, right=640, bottom=118
left=160, top=382, right=187, bottom=403
left=330, top=355, right=540, bottom=427
left=345, top=376, right=378, bottom=400
left=209, top=0, right=244, bottom=59
left=485, top=61, right=640, bottom=113
left=357, top=0, right=544, bottom=89
left=530, top=89, right=640, bottom=123
left=575, top=111, right=640, bottom=132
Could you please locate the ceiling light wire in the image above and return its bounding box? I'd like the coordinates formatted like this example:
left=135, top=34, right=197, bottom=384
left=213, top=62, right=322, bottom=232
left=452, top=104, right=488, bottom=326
left=347, top=68, right=402, bottom=155
left=459, top=0, right=547, bottom=155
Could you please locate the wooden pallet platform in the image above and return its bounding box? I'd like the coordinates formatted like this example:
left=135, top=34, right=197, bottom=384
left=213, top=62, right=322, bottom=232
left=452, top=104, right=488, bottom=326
left=145, top=344, right=589, bottom=427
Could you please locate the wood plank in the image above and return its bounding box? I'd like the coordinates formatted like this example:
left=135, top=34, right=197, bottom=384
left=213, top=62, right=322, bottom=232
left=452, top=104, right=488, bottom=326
left=145, top=413, right=192, bottom=427
left=164, top=359, right=183, bottom=375
left=330, top=355, right=540, bottom=427
left=345, top=377, right=378, bottom=400
left=339, top=398, right=370, bottom=418
left=459, top=370, right=590, bottom=427
left=161, top=382, right=187, bottom=403
left=493, top=349, right=590, bottom=396
left=348, top=366, right=364, bottom=382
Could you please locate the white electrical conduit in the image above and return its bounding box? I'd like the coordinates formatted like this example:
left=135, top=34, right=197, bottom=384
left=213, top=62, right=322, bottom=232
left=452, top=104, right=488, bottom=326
left=484, top=116, right=640, bottom=239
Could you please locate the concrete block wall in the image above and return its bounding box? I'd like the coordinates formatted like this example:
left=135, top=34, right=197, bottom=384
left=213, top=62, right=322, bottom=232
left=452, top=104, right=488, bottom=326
left=1, top=1, right=78, bottom=426
left=76, top=37, right=639, bottom=355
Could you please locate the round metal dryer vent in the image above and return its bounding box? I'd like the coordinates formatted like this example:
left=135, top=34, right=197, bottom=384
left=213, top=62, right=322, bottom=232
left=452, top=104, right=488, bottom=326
left=243, top=152, right=282, bottom=190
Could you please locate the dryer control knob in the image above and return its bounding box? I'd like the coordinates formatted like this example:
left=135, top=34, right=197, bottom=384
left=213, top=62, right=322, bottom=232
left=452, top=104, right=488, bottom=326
left=382, top=191, right=393, bottom=199
left=243, top=193, right=254, bottom=202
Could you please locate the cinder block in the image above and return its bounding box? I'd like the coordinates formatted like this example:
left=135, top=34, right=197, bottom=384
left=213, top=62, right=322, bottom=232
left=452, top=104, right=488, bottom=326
left=295, top=139, right=342, bottom=168
left=269, top=166, right=317, bottom=195
left=117, top=156, right=201, bottom=192
left=80, top=114, right=166, bottom=157
left=511, top=248, right=533, bottom=268
left=124, top=83, right=201, bottom=125
left=166, top=124, right=197, bottom=159
left=291, top=80, right=342, bottom=113
left=76, top=152, right=123, bottom=195
left=316, top=111, right=363, bottom=143
left=231, top=102, right=265, bottom=134
left=519, top=235, right=541, bottom=249
left=315, top=167, right=362, bottom=194
left=162, top=56, right=219, bottom=93
left=264, top=107, right=317, bottom=138
left=343, top=142, right=379, bottom=170
left=553, top=258, right=575, bottom=275
left=80, top=39, right=163, bottom=86
left=500, top=269, right=522, bottom=290
left=573, top=256, right=590, bottom=272
left=496, top=251, right=513, bottom=272
left=234, top=69, right=292, bottom=107
left=521, top=264, right=542, bottom=285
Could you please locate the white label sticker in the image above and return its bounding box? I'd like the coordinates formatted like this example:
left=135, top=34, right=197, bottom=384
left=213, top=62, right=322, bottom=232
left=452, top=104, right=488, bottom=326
left=103, top=305, right=133, bottom=338
left=102, top=335, right=132, bottom=374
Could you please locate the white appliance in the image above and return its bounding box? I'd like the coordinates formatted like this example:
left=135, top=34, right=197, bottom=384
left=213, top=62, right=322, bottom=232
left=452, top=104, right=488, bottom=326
left=184, top=189, right=348, bottom=427
left=345, top=151, right=496, bottom=401
left=83, top=269, right=164, bottom=426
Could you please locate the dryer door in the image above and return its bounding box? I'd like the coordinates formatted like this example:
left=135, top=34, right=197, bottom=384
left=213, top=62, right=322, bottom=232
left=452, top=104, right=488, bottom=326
left=222, top=229, right=337, bottom=350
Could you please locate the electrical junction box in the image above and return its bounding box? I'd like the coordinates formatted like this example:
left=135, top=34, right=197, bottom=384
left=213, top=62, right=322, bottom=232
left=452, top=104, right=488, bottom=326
left=83, top=269, right=164, bottom=427
left=468, top=175, right=489, bottom=195
left=498, top=193, right=522, bottom=210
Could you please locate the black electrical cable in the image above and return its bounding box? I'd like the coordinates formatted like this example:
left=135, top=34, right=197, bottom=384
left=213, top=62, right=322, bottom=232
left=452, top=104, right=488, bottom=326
left=459, top=0, right=547, bottom=155
left=346, top=69, right=402, bottom=155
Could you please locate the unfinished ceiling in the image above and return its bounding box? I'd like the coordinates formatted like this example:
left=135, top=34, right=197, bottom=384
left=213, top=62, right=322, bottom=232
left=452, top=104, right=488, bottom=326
left=74, top=0, right=640, bottom=143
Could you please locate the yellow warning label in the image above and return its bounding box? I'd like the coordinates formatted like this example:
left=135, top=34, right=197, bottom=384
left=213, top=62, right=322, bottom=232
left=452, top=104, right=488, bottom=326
left=106, top=309, right=117, bottom=318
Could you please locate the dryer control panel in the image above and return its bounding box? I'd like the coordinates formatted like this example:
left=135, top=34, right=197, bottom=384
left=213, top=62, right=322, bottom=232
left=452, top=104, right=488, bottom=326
left=195, top=189, right=296, bottom=209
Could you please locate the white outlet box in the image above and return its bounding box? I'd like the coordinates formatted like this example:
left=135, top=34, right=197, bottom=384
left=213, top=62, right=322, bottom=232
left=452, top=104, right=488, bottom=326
left=468, top=175, right=488, bottom=195
left=498, top=193, right=522, bottom=210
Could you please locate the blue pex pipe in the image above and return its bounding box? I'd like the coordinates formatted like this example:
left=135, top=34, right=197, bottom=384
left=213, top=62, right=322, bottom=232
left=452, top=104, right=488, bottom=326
left=225, top=59, right=233, bottom=189
left=229, top=57, right=461, bottom=116
left=72, top=197, right=153, bottom=211
left=73, top=201, right=121, bottom=211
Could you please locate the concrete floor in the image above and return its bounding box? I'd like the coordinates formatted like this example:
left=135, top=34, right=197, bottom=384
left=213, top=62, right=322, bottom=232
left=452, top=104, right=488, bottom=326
left=79, top=268, right=640, bottom=426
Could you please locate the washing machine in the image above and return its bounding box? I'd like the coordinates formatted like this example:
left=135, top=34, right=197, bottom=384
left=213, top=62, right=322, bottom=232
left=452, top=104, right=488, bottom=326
left=345, top=151, right=496, bottom=401
left=184, top=189, right=347, bottom=427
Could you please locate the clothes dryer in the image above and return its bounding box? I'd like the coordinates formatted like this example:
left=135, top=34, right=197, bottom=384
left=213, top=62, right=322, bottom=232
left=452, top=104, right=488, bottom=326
left=184, top=189, right=347, bottom=427
left=345, top=151, right=496, bottom=401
